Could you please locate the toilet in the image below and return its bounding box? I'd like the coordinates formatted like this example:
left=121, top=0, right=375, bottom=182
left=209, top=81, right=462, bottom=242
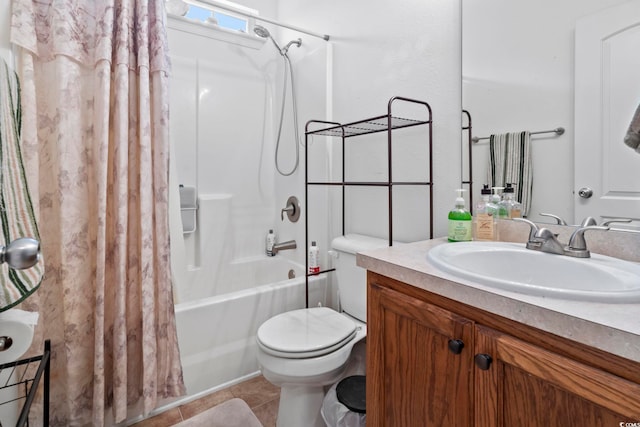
left=256, top=234, right=388, bottom=427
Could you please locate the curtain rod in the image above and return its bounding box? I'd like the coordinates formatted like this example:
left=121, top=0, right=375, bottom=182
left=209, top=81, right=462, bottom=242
left=183, top=0, right=331, bottom=41
left=472, top=127, right=565, bottom=143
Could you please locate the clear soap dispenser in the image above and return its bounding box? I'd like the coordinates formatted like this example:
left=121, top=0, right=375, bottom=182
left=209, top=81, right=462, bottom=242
left=500, top=183, right=522, bottom=218
left=473, top=184, right=498, bottom=241
left=491, top=186, right=507, bottom=218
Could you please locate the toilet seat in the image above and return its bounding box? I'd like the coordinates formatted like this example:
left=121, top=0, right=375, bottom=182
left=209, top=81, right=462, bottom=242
left=257, top=307, right=357, bottom=359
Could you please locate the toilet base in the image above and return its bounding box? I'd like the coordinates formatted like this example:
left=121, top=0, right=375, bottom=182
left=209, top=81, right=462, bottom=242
left=277, top=384, right=326, bottom=427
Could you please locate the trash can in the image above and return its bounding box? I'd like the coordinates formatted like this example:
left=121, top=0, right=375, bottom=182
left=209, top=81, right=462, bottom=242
left=321, top=341, right=367, bottom=427
left=321, top=376, right=366, bottom=427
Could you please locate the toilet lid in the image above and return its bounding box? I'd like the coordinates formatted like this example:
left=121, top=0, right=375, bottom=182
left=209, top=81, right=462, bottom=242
left=257, top=307, right=357, bottom=358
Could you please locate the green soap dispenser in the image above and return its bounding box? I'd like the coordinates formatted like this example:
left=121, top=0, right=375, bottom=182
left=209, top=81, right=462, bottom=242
left=448, top=189, right=472, bottom=242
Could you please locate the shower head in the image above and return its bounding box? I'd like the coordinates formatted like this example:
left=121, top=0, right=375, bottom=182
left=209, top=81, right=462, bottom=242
left=253, top=24, right=271, bottom=39
left=253, top=24, right=302, bottom=56
left=254, top=24, right=283, bottom=53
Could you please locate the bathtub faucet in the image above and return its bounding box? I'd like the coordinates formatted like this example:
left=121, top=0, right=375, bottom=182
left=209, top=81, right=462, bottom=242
left=272, top=240, right=297, bottom=255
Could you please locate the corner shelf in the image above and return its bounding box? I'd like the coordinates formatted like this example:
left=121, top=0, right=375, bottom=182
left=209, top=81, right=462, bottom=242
left=303, top=96, right=434, bottom=307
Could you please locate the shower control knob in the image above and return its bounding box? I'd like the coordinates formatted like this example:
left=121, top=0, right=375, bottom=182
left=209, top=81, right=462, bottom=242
left=578, top=187, right=593, bottom=199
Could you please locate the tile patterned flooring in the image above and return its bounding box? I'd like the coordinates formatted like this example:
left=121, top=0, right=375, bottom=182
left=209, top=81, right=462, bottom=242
left=131, top=376, right=280, bottom=427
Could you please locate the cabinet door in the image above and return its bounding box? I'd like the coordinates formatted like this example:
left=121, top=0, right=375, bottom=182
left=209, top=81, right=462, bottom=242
left=367, top=281, right=474, bottom=427
left=475, top=325, right=640, bottom=427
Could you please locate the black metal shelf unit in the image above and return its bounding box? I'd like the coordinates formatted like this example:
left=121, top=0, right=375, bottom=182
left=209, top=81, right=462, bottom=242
left=462, top=110, right=474, bottom=213
left=0, top=339, right=50, bottom=426
left=303, top=96, right=433, bottom=307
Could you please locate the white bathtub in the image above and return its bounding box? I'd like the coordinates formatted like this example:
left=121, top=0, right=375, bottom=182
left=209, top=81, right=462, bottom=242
left=174, top=256, right=327, bottom=399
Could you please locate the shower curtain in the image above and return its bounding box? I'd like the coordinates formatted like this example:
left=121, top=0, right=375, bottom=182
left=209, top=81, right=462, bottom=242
left=10, top=1, right=185, bottom=425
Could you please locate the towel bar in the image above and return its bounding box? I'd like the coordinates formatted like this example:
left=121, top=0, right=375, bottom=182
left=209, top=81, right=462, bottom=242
left=472, top=127, right=565, bottom=143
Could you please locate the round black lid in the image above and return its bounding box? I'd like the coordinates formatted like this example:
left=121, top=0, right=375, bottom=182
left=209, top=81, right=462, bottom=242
left=336, top=375, right=366, bottom=414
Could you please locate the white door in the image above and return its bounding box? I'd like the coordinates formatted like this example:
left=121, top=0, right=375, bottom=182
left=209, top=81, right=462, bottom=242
left=575, top=0, right=640, bottom=229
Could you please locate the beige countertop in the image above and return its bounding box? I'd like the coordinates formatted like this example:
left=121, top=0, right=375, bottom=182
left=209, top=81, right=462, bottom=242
left=357, top=237, right=640, bottom=363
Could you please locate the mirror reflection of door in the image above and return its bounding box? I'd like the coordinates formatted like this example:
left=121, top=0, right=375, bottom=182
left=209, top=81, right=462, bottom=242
left=575, top=0, right=640, bottom=230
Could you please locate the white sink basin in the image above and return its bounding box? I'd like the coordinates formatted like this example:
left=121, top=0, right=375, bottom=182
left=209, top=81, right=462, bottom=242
left=427, top=242, right=640, bottom=303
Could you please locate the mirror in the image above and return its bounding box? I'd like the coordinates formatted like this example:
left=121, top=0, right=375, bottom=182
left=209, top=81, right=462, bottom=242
left=462, top=0, right=638, bottom=226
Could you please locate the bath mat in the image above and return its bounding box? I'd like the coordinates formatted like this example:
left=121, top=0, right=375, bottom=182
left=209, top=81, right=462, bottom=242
left=172, top=398, right=263, bottom=427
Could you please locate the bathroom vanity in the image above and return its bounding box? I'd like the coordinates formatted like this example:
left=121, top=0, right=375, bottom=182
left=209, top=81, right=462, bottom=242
left=358, top=237, right=640, bottom=427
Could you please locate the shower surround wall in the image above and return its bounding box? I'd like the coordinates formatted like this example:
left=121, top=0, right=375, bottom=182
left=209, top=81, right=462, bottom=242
left=167, top=18, right=327, bottom=296
left=168, top=25, right=279, bottom=281
left=165, top=4, right=331, bottom=403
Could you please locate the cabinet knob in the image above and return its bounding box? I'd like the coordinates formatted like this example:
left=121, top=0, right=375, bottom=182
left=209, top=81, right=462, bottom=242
left=448, top=339, right=465, bottom=355
left=474, top=353, right=493, bottom=370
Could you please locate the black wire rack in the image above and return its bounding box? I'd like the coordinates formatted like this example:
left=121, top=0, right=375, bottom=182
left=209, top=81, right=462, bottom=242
left=462, top=110, right=474, bottom=213
left=0, top=339, right=50, bottom=427
left=304, top=96, right=434, bottom=308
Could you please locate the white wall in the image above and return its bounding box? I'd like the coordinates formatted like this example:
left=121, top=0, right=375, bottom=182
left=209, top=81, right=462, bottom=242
left=463, top=0, right=630, bottom=224
left=278, top=0, right=463, bottom=243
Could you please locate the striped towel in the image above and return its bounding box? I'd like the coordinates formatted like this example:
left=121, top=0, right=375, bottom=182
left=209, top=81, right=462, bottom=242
left=624, top=103, right=640, bottom=153
left=0, top=59, right=44, bottom=311
left=487, top=131, right=533, bottom=216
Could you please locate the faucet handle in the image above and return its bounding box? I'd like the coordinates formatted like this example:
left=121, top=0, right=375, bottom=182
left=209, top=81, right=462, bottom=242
left=281, top=196, right=301, bottom=222
left=601, top=218, right=632, bottom=227
left=513, top=218, right=539, bottom=243
left=566, top=225, right=609, bottom=258
left=281, top=205, right=294, bottom=221
left=539, top=213, right=568, bottom=225
left=580, top=216, right=598, bottom=227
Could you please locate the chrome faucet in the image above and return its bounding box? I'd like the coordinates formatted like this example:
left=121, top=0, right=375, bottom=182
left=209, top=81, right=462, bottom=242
left=514, top=218, right=566, bottom=255
left=514, top=218, right=609, bottom=258
left=272, top=240, right=297, bottom=255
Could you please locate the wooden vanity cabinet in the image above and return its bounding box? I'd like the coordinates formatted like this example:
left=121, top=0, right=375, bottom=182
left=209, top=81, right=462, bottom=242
left=367, top=277, right=474, bottom=427
left=367, top=272, right=640, bottom=427
left=475, top=325, right=640, bottom=426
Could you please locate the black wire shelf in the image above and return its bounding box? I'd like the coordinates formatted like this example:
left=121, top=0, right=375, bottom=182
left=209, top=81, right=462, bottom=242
left=306, top=115, right=431, bottom=138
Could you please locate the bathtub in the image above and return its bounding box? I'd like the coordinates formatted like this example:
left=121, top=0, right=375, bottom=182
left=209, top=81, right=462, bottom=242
left=174, top=256, right=327, bottom=399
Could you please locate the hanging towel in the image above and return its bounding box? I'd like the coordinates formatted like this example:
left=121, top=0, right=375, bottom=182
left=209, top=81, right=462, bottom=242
left=624, top=103, right=640, bottom=153
left=0, top=59, right=44, bottom=311
left=487, top=131, right=533, bottom=217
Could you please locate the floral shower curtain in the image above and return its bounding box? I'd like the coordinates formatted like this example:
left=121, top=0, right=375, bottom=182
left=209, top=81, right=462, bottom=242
left=10, top=0, right=185, bottom=425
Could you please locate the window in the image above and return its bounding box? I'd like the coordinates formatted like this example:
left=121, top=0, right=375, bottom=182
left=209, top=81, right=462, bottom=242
left=183, top=4, right=248, bottom=33
left=165, top=0, right=264, bottom=48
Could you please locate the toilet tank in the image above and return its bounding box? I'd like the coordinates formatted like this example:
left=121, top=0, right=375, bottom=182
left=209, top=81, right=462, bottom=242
left=331, top=234, right=390, bottom=322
